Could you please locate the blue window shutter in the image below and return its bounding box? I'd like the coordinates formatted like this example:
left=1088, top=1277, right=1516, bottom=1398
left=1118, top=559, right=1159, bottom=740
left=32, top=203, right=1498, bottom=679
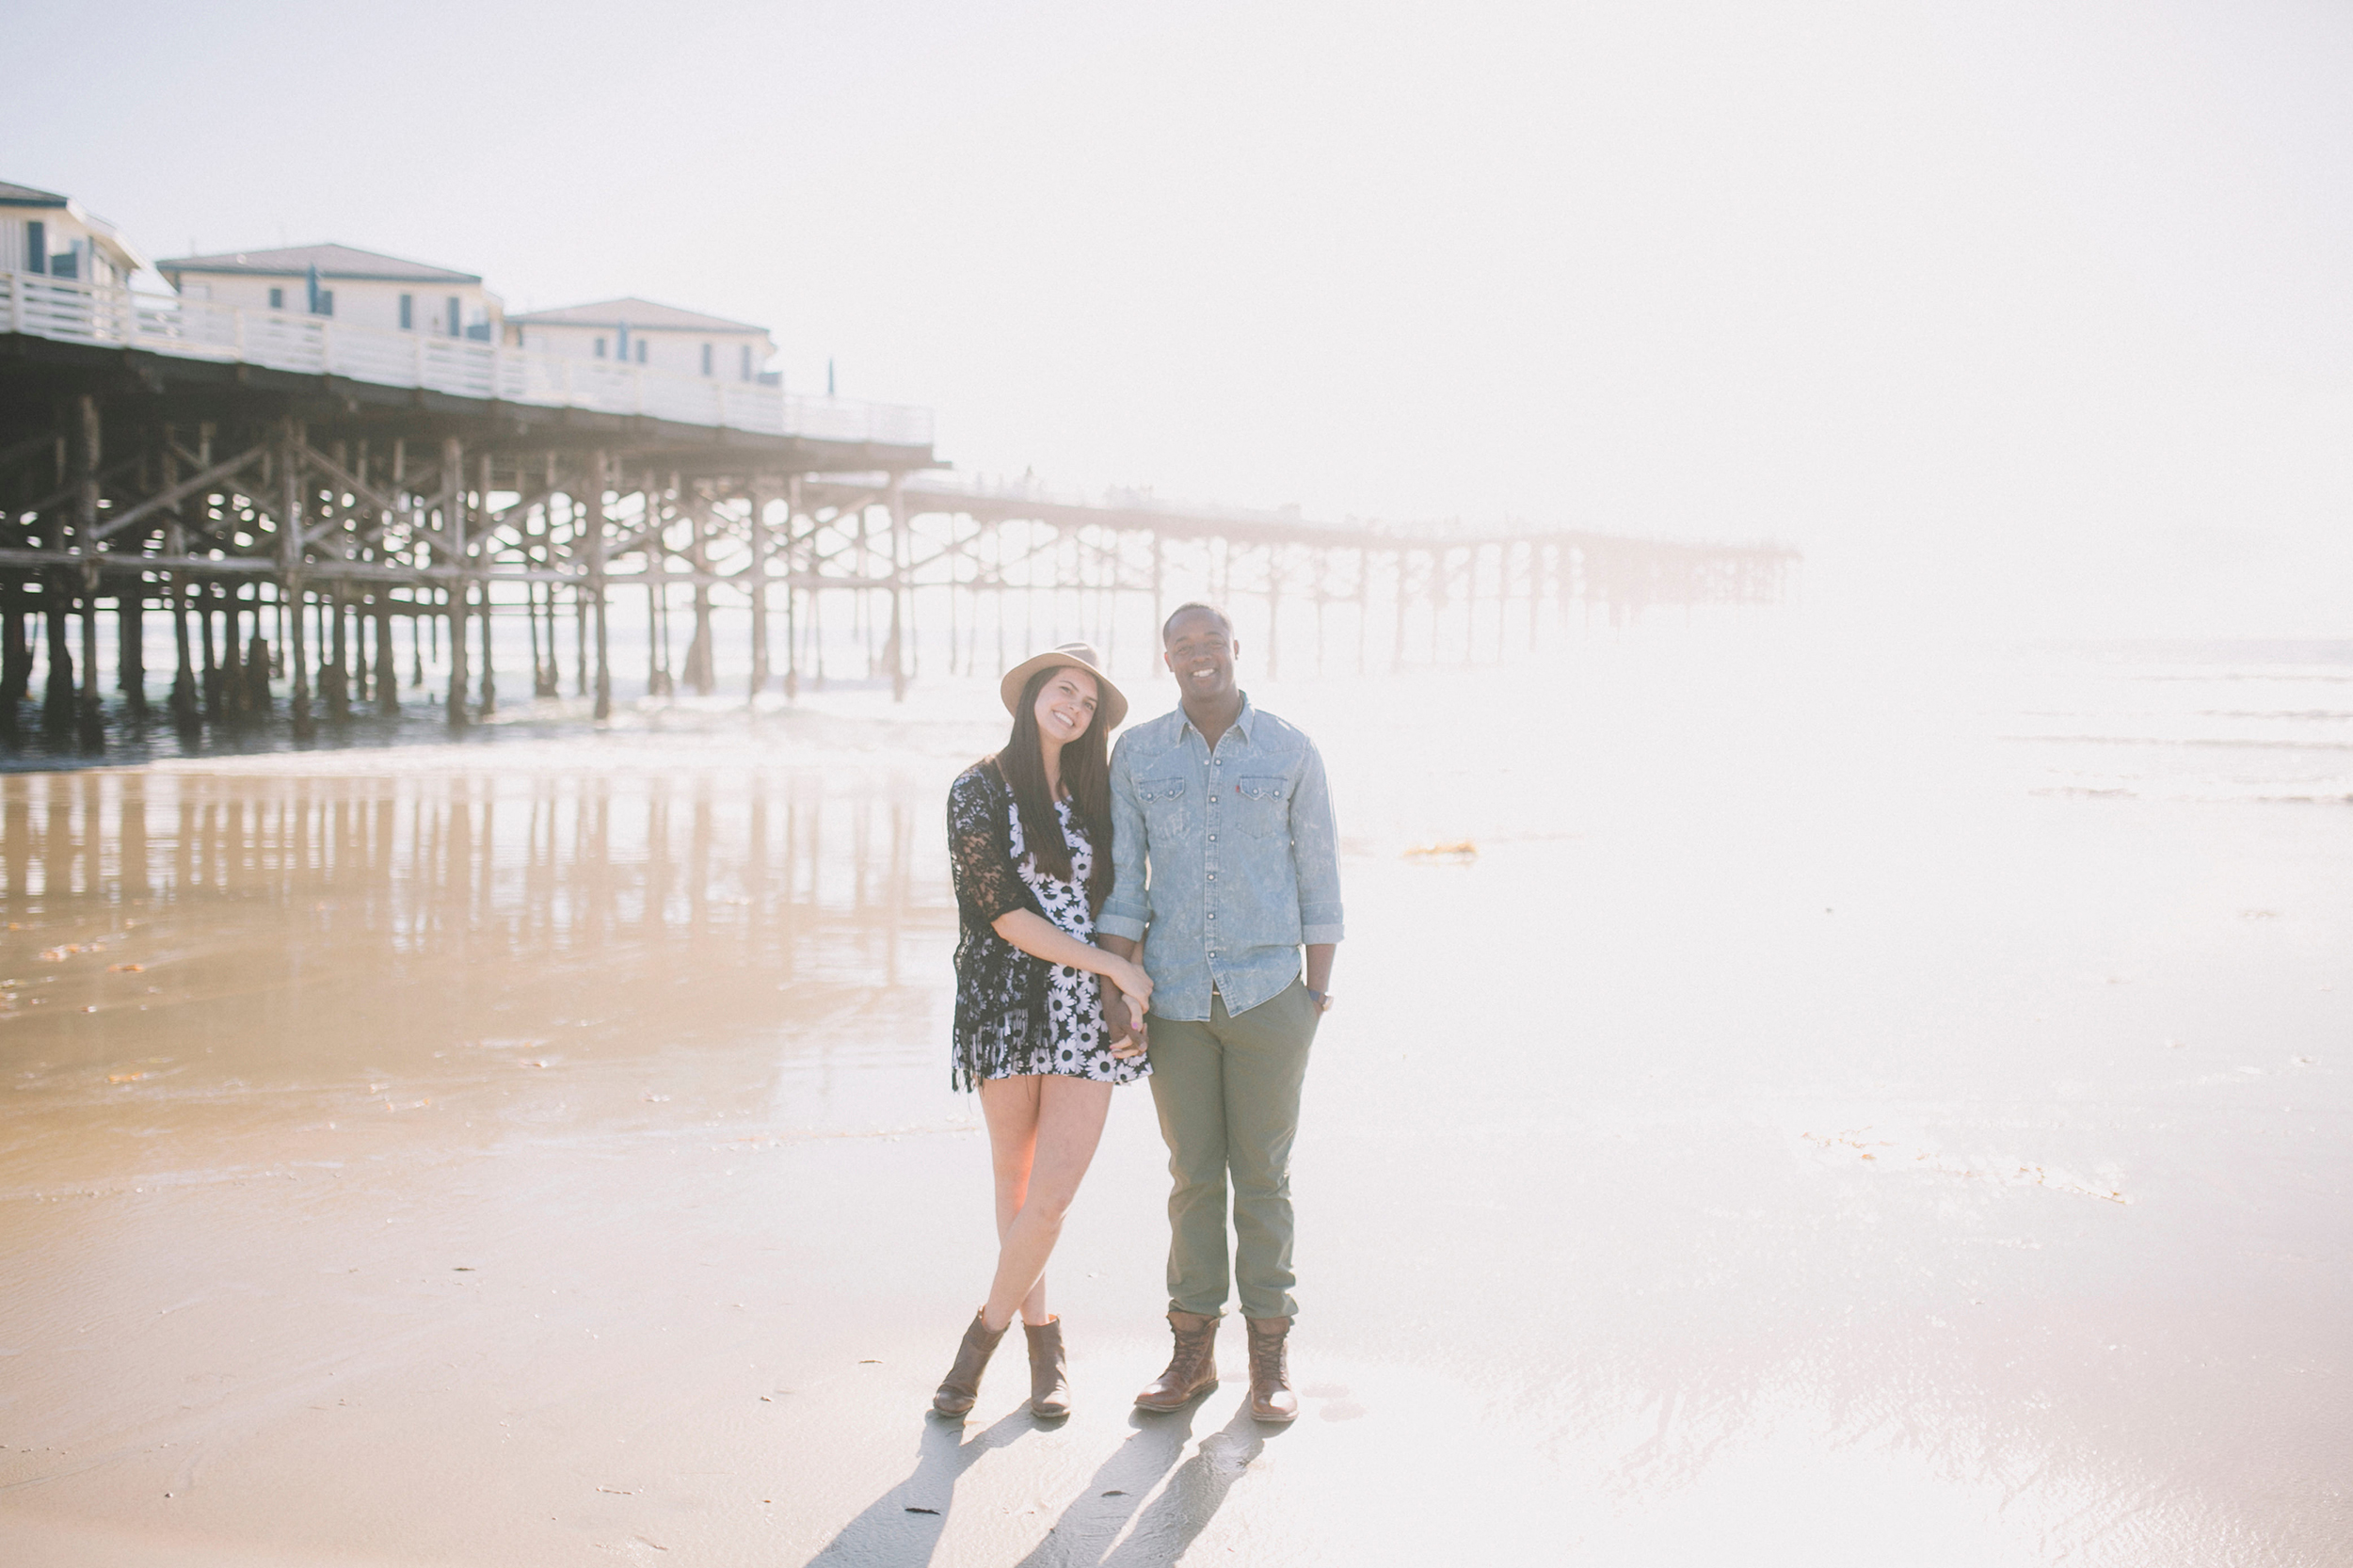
left=269, top=286, right=283, bottom=310
left=595, top=337, right=606, bottom=358
left=399, top=294, right=412, bottom=329
left=446, top=296, right=460, bottom=336
left=636, top=340, right=647, bottom=363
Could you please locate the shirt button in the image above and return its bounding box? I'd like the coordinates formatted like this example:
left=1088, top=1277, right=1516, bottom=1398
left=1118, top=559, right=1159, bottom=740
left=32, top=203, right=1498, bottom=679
left=1214, top=760, right=1223, bottom=766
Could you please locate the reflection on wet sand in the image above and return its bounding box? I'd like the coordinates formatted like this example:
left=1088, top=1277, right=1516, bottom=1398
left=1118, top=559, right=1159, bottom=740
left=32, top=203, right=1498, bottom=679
left=2, top=766, right=952, bottom=1154
left=3, top=765, right=939, bottom=967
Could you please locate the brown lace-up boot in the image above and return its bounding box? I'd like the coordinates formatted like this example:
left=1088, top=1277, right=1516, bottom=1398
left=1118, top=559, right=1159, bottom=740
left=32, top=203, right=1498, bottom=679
left=1244, top=1316, right=1298, bottom=1423
left=1024, top=1317, right=1071, bottom=1417
left=1133, top=1310, right=1220, bottom=1411
left=932, top=1310, right=1007, bottom=1417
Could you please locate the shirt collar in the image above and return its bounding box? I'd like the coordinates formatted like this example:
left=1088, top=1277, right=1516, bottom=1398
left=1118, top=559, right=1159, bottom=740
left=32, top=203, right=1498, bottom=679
left=1178, top=691, right=1255, bottom=747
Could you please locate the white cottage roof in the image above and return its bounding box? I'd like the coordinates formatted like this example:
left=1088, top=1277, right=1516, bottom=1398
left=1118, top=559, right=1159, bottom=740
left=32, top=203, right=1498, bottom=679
left=2, top=180, right=150, bottom=273
left=155, top=244, right=481, bottom=284
left=507, top=296, right=770, bottom=336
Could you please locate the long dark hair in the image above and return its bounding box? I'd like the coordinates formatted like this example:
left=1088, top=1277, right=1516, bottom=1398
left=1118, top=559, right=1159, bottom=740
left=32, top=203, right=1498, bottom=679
left=993, top=664, right=1114, bottom=914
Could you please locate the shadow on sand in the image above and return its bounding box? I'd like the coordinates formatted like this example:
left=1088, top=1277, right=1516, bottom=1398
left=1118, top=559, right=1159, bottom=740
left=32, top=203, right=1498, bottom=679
left=804, top=1397, right=1275, bottom=1567
left=804, top=1409, right=1034, bottom=1565
left=1015, top=1399, right=1276, bottom=1567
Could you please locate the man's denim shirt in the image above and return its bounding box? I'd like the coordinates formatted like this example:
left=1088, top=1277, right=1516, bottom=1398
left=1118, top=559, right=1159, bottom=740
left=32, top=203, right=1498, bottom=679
left=1099, top=694, right=1344, bottom=1021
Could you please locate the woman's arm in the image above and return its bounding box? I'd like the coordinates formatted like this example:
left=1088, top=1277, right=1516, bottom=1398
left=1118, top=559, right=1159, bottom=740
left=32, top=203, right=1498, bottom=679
left=991, top=908, right=1152, bottom=1002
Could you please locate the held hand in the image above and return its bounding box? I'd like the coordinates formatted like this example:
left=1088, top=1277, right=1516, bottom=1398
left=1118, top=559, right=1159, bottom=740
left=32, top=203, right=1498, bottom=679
left=1096, top=969, right=1144, bottom=1046
left=1108, top=991, right=1150, bottom=1059
left=1097, top=975, right=1131, bottom=1047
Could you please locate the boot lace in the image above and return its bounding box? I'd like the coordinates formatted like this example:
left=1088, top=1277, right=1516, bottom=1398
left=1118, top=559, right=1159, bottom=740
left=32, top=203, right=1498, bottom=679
left=1248, top=1326, right=1288, bottom=1386
left=1156, top=1320, right=1216, bottom=1387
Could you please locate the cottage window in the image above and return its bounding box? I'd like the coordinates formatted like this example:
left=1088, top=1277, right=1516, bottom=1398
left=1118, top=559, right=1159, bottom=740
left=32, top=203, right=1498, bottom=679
left=701, top=343, right=713, bottom=376
left=446, top=296, right=461, bottom=336
left=595, top=337, right=607, bottom=358
left=399, top=294, right=413, bottom=329
left=25, top=221, right=44, bottom=275
left=269, top=287, right=285, bottom=310
left=635, top=340, right=647, bottom=363
left=740, top=344, right=752, bottom=381
left=315, top=290, right=334, bottom=317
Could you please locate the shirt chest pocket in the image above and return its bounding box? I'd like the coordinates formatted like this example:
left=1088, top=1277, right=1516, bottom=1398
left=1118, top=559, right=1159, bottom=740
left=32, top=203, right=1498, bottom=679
left=1235, top=775, right=1289, bottom=839
left=1137, top=776, right=1189, bottom=826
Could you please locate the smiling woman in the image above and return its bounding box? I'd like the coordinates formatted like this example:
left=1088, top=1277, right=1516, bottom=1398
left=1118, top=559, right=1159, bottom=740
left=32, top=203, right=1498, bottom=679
left=934, top=640, right=1151, bottom=1422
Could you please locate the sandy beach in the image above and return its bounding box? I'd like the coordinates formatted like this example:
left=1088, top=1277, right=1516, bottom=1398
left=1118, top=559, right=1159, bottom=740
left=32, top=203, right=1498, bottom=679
left=1, top=625, right=2346, bottom=1566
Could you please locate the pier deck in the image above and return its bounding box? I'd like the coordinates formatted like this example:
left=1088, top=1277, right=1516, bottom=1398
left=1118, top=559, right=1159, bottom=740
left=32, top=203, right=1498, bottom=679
left=2, top=269, right=1793, bottom=745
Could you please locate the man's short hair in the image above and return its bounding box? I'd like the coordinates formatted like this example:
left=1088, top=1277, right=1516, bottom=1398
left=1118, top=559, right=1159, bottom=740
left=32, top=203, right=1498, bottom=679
left=1161, top=601, right=1233, bottom=643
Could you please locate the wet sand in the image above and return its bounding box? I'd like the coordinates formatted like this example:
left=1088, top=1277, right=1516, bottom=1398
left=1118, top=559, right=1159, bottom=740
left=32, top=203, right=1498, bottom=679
left=2, top=635, right=2347, bottom=1565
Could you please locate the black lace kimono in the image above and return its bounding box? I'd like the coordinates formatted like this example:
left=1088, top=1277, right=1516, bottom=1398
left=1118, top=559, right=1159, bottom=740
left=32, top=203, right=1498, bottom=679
left=947, top=759, right=1146, bottom=1091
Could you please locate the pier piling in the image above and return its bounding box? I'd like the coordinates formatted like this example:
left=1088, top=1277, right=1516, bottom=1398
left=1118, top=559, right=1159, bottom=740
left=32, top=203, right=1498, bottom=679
left=5, top=294, right=1788, bottom=746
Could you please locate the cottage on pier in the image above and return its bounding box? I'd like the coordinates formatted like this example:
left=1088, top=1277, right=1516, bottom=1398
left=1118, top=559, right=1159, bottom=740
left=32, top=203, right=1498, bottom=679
left=0, top=181, right=147, bottom=286
left=504, top=296, right=777, bottom=383
left=154, top=243, right=504, bottom=339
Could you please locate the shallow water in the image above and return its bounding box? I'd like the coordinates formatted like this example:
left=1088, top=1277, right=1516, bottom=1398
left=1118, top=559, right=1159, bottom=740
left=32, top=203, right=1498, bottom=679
left=1, top=624, right=2345, bottom=1565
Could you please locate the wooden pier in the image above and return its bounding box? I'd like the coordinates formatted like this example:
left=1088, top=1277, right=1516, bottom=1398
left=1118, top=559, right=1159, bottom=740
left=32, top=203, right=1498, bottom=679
left=1, top=269, right=1795, bottom=748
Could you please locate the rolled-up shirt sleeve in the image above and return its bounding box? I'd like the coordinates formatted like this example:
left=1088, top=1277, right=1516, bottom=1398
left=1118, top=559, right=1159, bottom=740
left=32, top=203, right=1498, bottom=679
left=1097, top=738, right=1151, bottom=942
left=1289, top=740, right=1345, bottom=945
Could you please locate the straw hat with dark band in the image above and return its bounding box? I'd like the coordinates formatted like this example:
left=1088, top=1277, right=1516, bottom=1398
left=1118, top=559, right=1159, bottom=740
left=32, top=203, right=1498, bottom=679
left=1000, top=642, right=1128, bottom=730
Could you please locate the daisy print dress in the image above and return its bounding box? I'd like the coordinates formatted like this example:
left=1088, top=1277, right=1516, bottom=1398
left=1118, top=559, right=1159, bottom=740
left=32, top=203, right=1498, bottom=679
left=1000, top=794, right=1146, bottom=1083
left=945, top=760, right=1149, bottom=1089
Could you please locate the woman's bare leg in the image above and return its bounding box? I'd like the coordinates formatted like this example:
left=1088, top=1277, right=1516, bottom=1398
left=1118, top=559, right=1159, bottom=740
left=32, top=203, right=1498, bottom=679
left=978, top=1075, right=1115, bottom=1332
left=980, top=1075, right=1048, bottom=1324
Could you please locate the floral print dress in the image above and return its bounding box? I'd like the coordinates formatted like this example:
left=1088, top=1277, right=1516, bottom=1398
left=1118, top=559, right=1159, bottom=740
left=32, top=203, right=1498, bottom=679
left=947, top=759, right=1149, bottom=1090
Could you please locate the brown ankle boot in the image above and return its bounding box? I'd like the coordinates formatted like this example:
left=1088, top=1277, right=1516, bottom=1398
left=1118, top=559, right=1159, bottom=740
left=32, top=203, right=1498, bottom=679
left=1133, top=1310, right=1220, bottom=1411
left=1024, top=1317, right=1071, bottom=1417
left=1244, top=1317, right=1298, bottom=1423
left=932, top=1310, right=1006, bottom=1417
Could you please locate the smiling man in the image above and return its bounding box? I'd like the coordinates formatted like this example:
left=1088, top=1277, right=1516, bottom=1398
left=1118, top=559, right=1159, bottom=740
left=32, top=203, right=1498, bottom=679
left=1096, top=601, right=1343, bottom=1424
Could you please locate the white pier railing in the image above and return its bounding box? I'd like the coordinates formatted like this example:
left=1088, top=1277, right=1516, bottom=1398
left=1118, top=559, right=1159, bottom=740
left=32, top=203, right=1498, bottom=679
left=0, top=270, right=932, bottom=450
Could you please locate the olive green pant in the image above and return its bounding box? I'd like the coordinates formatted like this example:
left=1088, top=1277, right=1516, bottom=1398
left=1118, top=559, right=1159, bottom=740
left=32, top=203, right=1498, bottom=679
left=1145, top=979, right=1319, bottom=1321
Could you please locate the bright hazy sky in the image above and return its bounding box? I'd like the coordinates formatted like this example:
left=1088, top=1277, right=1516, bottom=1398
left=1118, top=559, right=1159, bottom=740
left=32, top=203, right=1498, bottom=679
left=16, top=1, right=2350, bottom=637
